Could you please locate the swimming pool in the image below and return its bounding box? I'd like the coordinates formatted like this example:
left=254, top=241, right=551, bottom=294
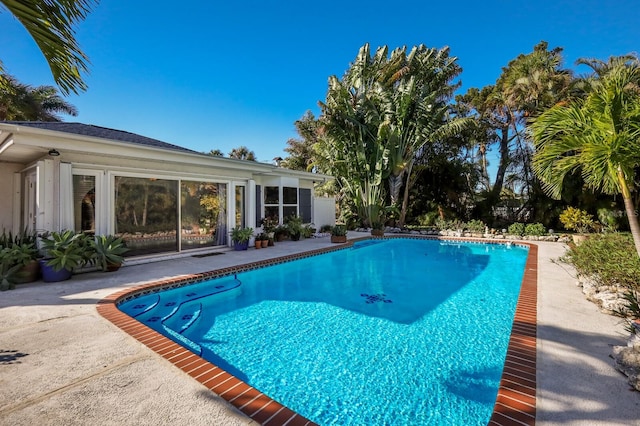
left=117, top=238, right=530, bottom=425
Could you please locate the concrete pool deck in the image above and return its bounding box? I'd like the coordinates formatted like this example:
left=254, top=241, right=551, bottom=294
left=0, top=234, right=638, bottom=425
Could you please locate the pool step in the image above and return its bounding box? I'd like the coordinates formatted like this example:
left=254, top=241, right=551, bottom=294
left=118, top=276, right=242, bottom=327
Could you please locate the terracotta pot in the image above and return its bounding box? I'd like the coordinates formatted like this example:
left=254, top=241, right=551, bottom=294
left=255, top=240, right=262, bottom=249
left=371, top=229, right=384, bottom=237
left=572, top=234, right=589, bottom=245
left=105, top=262, right=121, bottom=272
left=331, top=235, right=347, bottom=243
left=14, top=259, right=40, bottom=283
left=261, top=239, right=268, bottom=248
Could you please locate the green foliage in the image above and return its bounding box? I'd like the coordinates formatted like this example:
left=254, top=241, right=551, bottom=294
left=597, top=208, right=619, bottom=232
left=39, top=230, right=87, bottom=272
left=92, top=235, right=129, bottom=271
left=230, top=227, right=253, bottom=243
left=284, top=215, right=303, bottom=240
left=0, top=247, right=22, bottom=291
left=319, top=224, right=333, bottom=233
left=524, top=223, right=547, bottom=236
left=330, top=224, right=348, bottom=236
left=508, top=223, right=525, bottom=236
left=302, top=224, right=315, bottom=238
left=562, top=233, right=640, bottom=291
left=559, top=207, right=594, bottom=233
left=416, top=211, right=440, bottom=227
left=464, top=219, right=486, bottom=233
left=1, top=0, right=97, bottom=95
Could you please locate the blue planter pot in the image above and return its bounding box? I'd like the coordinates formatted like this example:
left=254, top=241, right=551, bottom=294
left=39, top=260, right=72, bottom=282
left=233, top=241, right=249, bottom=251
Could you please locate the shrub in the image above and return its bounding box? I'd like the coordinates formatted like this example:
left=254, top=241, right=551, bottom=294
left=559, top=207, right=594, bottom=233
left=464, top=219, right=486, bottom=233
left=319, top=224, right=333, bottom=233
left=524, top=223, right=546, bottom=236
left=507, top=222, right=525, bottom=236
left=561, top=233, right=640, bottom=291
left=562, top=233, right=640, bottom=330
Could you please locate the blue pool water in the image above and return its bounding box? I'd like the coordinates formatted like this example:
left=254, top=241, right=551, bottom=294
left=120, top=238, right=528, bottom=425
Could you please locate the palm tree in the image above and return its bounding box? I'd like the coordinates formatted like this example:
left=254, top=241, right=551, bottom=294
left=0, top=0, right=96, bottom=95
left=228, top=146, right=256, bottom=161
left=0, top=74, right=77, bottom=120
left=531, top=56, right=640, bottom=256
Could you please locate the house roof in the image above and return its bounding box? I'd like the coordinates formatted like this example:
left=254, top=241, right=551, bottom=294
left=1, top=121, right=199, bottom=154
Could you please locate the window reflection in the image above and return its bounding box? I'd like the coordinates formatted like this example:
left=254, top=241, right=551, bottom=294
left=114, top=177, right=178, bottom=256
left=181, top=181, right=227, bottom=249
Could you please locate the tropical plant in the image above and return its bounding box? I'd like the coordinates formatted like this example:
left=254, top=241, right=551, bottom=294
left=284, top=215, right=303, bottom=240
left=228, top=146, right=256, bottom=161
left=531, top=55, right=640, bottom=255
left=330, top=224, right=347, bottom=237
left=0, top=74, right=78, bottom=121
left=0, top=247, right=22, bottom=290
left=559, top=207, right=594, bottom=234
left=39, top=230, right=86, bottom=272
left=0, top=0, right=97, bottom=95
left=230, top=227, right=253, bottom=243
left=92, top=235, right=128, bottom=271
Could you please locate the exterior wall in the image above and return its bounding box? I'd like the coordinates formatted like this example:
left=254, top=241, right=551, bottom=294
left=0, top=163, right=23, bottom=232
left=313, top=196, right=336, bottom=228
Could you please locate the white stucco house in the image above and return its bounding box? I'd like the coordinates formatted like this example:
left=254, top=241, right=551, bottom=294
left=0, top=121, right=335, bottom=257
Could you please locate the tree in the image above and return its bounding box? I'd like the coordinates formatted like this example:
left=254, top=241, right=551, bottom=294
left=228, top=146, right=256, bottom=161
left=458, top=41, right=572, bottom=223
left=317, top=43, right=389, bottom=228
left=0, top=0, right=97, bottom=95
left=281, top=110, right=320, bottom=171
left=380, top=45, right=468, bottom=226
left=531, top=55, right=640, bottom=256
left=206, top=149, right=224, bottom=156
left=0, top=74, right=78, bottom=120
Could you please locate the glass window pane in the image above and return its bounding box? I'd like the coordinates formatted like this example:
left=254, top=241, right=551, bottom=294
left=114, top=177, right=178, bottom=256
left=181, top=181, right=228, bottom=249
left=264, top=206, right=279, bottom=222
left=73, top=175, right=95, bottom=233
left=283, top=187, right=297, bottom=204
left=265, top=186, right=279, bottom=204
left=283, top=206, right=297, bottom=219
left=235, top=186, right=245, bottom=228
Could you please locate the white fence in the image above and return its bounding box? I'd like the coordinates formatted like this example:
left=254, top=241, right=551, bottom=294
left=313, top=197, right=336, bottom=228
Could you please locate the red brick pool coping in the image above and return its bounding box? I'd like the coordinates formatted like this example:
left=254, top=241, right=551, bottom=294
left=97, top=236, right=537, bottom=426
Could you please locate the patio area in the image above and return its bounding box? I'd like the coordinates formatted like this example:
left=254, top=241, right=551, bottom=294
left=0, top=234, right=638, bottom=425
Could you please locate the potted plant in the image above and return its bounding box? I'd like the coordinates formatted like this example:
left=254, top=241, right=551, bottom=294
left=274, top=225, right=288, bottom=242
left=39, top=230, right=86, bottom=282
left=254, top=233, right=263, bottom=249
left=9, top=242, right=40, bottom=283
left=230, top=227, right=253, bottom=251
left=330, top=224, right=348, bottom=243
left=93, top=235, right=129, bottom=272
left=0, top=229, right=40, bottom=284
left=258, top=233, right=269, bottom=248
left=285, top=215, right=303, bottom=241
left=559, top=207, right=595, bottom=244
left=0, top=248, right=22, bottom=291
left=260, top=217, right=277, bottom=246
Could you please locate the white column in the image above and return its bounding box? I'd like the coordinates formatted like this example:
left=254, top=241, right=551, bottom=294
left=59, top=162, right=74, bottom=231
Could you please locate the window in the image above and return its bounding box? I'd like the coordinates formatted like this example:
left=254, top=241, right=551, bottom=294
left=282, top=186, right=298, bottom=220
left=73, top=175, right=95, bottom=233
left=114, top=177, right=178, bottom=256
left=264, top=186, right=279, bottom=204
left=181, top=181, right=227, bottom=249
left=235, top=185, right=245, bottom=228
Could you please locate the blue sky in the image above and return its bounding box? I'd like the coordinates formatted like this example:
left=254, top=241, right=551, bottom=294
left=1, top=0, right=638, bottom=164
